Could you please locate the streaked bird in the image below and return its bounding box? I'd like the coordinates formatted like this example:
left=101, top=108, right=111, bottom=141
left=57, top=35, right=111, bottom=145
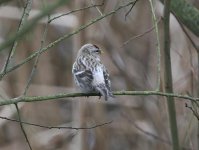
left=72, top=43, right=114, bottom=101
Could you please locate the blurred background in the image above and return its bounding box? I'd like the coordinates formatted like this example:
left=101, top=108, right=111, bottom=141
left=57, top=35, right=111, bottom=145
left=0, top=0, right=199, bottom=150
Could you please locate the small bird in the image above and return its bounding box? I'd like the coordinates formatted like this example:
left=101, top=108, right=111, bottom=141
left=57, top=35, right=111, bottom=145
left=72, top=43, right=114, bottom=101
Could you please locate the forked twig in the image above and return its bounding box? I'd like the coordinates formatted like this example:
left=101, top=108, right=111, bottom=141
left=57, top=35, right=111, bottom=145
left=125, top=0, right=139, bottom=20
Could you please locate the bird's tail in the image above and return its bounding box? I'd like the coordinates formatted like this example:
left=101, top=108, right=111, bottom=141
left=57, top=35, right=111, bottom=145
left=96, top=84, right=114, bottom=101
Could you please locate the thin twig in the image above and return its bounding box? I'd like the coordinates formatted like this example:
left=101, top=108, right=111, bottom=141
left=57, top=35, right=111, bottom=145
left=0, top=115, right=112, bottom=130
left=90, top=0, right=103, bottom=16
left=122, top=112, right=194, bottom=150
left=125, top=0, right=139, bottom=20
left=15, top=103, right=32, bottom=150
left=23, top=15, right=50, bottom=95
left=0, top=0, right=33, bottom=75
left=122, top=112, right=172, bottom=145
left=185, top=103, right=199, bottom=120
left=0, top=90, right=198, bottom=106
left=0, top=0, right=68, bottom=53
left=0, top=0, right=138, bottom=79
left=121, top=18, right=161, bottom=47
left=48, top=2, right=105, bottom=23
left=148, top=0, right=161, bottom=91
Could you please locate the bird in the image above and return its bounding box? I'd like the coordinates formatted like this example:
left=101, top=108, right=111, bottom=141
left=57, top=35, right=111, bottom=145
left=72, top=43, right=114, bottom=101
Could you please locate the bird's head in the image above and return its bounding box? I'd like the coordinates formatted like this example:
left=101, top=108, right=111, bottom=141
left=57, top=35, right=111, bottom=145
left=78, top=44, right=103, bottom=59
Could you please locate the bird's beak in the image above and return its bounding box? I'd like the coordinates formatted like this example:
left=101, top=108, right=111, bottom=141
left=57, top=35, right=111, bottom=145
left=100, top=49, right=104, bottom=54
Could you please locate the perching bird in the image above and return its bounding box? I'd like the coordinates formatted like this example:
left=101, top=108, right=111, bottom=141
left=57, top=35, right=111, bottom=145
left=72, top=43, right=114, bottom=101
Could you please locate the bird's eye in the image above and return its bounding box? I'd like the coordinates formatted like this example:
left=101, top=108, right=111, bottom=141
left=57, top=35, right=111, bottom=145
left=95, top=49, right=100, bottom=53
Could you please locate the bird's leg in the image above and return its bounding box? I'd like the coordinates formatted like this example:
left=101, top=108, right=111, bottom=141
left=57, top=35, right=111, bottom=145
left=98, top=93, right=102, bottom=99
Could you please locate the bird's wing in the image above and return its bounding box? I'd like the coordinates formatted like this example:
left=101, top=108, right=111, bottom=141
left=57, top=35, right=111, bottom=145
left=102, top=65, right=112, bottom=91
left=72, top=61, right=93, bottom=86
left=74, top=69, right=93, bottom=83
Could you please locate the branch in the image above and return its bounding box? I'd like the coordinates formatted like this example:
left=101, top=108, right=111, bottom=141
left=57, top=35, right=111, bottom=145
left=122, top=112, right=194, bottom=150
left=122, top=112, right=172, bottom=145
left=160, top=0, right=199, bottom=37
left=23, top=15, right=50, bottom=95
left=121, top=18, right=161, bottom=47
left=148, top=0, right=161, bottom=91
left=0, top=0, right=33, bottom=75
left=15, top=104, right=32, bottom=150
left=0, top=0, right=68, bottom=52
left=124, top=0, right=139, bottom=20
left=0, top=0, right=137, bottom=80
left=185, top=103, right=199, bottom=120
left=0, top=91, right=198, bottom=106
left=163, top=0, right=180, bottom=149
left=173, top=13, right=199, bottom=53
left=0, top=115, right=112, bottom=130
left=48, top=2, right=105, bottom=23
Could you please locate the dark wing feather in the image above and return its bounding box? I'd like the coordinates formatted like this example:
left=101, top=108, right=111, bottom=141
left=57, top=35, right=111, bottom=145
left=74, top=69, right=93, bottom=84
left=72, top=59, right=94, bottom=91
left=102, top=66, right=112, bottom=92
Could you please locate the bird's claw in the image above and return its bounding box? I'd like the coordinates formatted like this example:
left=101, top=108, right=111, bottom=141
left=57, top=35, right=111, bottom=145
left=98, top=93, right=102, bottom=99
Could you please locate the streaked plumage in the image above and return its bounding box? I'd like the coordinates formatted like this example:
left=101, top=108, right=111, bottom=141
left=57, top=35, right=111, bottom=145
left=72, top=43, right=114, bottom=101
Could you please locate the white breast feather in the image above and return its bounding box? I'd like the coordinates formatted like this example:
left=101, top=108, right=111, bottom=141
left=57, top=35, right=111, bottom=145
left=92, top=66, right=104, bottom=85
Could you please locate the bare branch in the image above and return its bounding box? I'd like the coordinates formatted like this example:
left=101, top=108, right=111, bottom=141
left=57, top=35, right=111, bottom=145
left=0, top=91, right=198, bottom=106
left=15, top=104, right=32, bottom=150
left=163, top=0, right=180, bottom=149
left=185, top=103, right=199, bottom=120
left=0, top=0, right=137, bottom=80
left=23, top=15, right=50, bottom=95
left=148, top=0, right=161, bottom=91
left=0, top=0, right=68, bottom=53
left=121, top=18, right=161, bottom=47
left=0, top=0, right=33, bottom=75
left=173, top=13, right=199, bottom=53
left=122, top=112, right=194, bottom=150
left=125, top=0, right=139, bottom=20
left=0, top=115, right=112, bottom=130
left=48, top=2, right=105, bottom=23
left=122, top=112, right=172, bottom=145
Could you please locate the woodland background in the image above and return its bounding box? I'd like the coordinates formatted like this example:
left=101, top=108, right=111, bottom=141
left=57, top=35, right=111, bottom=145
left=0, top=0, right=199, bottom=150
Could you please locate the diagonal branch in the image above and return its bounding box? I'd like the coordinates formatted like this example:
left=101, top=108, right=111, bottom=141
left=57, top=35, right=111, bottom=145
left=185, top=103, right=199, bottom=120
left=125, top=0, right=139, bottom=20
left=121, top=18, right=161, bottom=47
left=15, top=103, right=32, bottom=150
left=1, top=0, right=33, bottom=75
left=0, top=0, right=138, bottom=80
left=0, top=0, right=69, bottom=53
left=23, top=16, right=50, bottom=95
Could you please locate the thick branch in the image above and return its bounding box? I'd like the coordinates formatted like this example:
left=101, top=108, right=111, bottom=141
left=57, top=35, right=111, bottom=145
left=163, top=0, right=180, bottom=149
left=0, top=91, right=198, bottom=106
left=160, top=0, right=199, bottom=37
